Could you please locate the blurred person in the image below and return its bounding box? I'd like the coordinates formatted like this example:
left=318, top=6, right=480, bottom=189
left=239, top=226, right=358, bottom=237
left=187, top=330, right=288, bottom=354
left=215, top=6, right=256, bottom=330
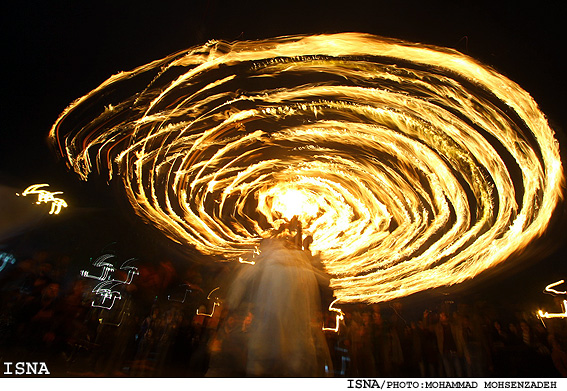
left=491, top=321, right=509, bottom=347
left=206, top=311, right=247, bottom=377
left=130, top=306, right=161, bottom=375
left=508, top=322, right=522, bottom=345
left=370, top=305, right=388, bottom=375
left=461, top=315, right=485, bottom=377
left=187, top=306, right=213, bottom=375
left=303, top=235, right=333, bottom=308
left=387, top=302, right=407, bottom=376
left=468, top=310, right=492, bottom=377
left=288, top=216, right=303, bottom=249
left=549, top=335, right=567, bottom=377
left=418, top=311, right=441, bottom=377
left=16, top=281, right=64, bottom=361
left=347, top=311, right=376, bottom=376
left=520, top=320, right=535, bottom=348
left=225, top=223, right=331, bottom=376
left=97, top=299, right=139, bottom=376
left=435, top=311, right=464, bottom=377
left=59, top=279, right=91, bottom=360
left=154, top=307, right=182, bottom=376
left=521, top=319, right=556, bottom=376
left=408, top=321, right=423, bottom=376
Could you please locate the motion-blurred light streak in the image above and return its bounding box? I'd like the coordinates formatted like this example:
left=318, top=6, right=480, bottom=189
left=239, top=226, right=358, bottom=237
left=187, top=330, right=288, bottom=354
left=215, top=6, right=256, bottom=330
left=544, top=279, right=566, bottom=296
left=322, top=298, right=345, bottom=333
left=168, top=284, right=194, bottom=303
left=81, top=255, right=139, bottom=310
left=19, top=184, right=67, bottom=215
left=0, top=252, right=16, bottom=273
left=196, top=287, right=221, bottom=317
left=538, top=280, right=567, bottom=326
left=538, top=302, right=567, bottom=320
left=50, top=33, right=564, bottom=303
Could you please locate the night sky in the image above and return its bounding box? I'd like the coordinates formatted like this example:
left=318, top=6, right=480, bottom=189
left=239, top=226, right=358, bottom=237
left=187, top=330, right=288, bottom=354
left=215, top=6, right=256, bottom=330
left=1, top=1, right=566, bottom=311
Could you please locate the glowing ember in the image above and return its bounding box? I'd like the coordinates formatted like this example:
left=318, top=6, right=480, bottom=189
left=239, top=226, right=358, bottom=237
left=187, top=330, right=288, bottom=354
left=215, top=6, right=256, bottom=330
left=49, top=33, right=564, bottom=303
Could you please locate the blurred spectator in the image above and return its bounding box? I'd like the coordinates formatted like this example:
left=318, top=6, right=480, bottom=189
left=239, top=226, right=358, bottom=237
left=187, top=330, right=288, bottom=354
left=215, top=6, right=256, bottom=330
left=1, top=246, right=566, bottom=378
left=206, top=311, right=247, bottom=376
left=550, top=335, right=567, bottom=377
left=435, top=311, right=465, bottom=377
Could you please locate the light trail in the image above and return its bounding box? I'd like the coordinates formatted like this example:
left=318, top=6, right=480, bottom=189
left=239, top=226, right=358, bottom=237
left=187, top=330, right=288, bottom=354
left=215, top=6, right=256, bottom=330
left=19, top=184, right=68, bottom=214
left=196, top=287, right=221, bottom=317
left=537, top=280, right=567, bottom=327
left=50, top=33, right=564, bottom=303
left=538, top=301, right=567, bottom=320
left=81, top=255, right=139, bottom=310
left=322, top=298, right=345, bottom=332
left=0, top=252, right=16, bottom=273
left=544, top=279, right=566, bottom=295
left=168, top=284, right=194, bottom=303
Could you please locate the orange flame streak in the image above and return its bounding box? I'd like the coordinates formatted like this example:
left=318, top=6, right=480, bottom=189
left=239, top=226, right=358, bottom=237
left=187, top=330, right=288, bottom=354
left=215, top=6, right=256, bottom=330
left=49, top=34, right=564, bottom=303
left=322, top=298, right=344, bottom=333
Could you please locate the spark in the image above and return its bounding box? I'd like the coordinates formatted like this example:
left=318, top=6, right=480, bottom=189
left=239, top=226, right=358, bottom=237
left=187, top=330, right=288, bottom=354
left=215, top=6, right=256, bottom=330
left=50, top=33, right=564, bottom=303
left=19, top=184, right=67, bottom=214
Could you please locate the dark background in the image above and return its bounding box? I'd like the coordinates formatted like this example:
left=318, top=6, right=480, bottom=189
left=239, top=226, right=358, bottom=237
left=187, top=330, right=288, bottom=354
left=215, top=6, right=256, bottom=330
left=1, top=0, right=566, bottom=311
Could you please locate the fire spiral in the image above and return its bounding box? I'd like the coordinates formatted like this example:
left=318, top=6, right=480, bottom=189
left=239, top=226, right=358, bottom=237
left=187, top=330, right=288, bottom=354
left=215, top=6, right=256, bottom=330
left=50, top=33, right=564, bottom=303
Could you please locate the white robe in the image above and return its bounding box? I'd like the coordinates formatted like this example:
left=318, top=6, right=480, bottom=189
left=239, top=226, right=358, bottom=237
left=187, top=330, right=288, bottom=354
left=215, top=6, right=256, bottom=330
left=227, top=238, right=330, bottom=376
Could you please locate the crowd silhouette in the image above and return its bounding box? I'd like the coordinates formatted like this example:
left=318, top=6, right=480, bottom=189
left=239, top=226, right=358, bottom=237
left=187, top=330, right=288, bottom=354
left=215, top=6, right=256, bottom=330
left=1, top=243, right=567, bottom=378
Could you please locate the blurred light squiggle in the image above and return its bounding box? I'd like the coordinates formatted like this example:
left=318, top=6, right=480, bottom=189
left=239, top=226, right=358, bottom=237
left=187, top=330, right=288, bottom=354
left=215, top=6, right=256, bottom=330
left=196, top=287, right=221, bottom=317
left=538, top=280, right=567, bottom=322
left=50, top=33, right=564, bottom=303
left=322, top=298, right=345, bottom=332
left=544, top=279, right=566, bottom=295
left=0, top=252, right=16, bottom=273
left=19, top=184, right=67, bottom=214
left=81, top=255, right=139, bottom=309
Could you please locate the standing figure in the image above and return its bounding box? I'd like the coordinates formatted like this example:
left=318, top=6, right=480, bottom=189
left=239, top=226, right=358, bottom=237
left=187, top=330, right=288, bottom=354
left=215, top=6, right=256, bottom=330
left=226, top=227, right=330, bottom=376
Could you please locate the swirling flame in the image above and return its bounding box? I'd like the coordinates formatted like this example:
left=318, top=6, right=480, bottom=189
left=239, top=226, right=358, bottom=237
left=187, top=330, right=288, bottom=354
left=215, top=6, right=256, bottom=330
left=49, top=33, right=564, bottom=303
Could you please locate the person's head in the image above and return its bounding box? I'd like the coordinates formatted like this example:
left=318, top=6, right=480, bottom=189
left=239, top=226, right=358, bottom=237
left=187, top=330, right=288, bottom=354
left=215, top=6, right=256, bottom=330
left=520, top=320, right=530, bottom=333
left=242, top=311, right=253, bottom=331
left=42, top=282, right=60, bottom=300
left=303, top=235, right=314, bottom=251
left=225, top=315, right=237, bottom=330
left=372, top=311, right=382, bottom=324
left=509, top=323, right=518, bottom=334
left=39, top=262, right=53, bottom=276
